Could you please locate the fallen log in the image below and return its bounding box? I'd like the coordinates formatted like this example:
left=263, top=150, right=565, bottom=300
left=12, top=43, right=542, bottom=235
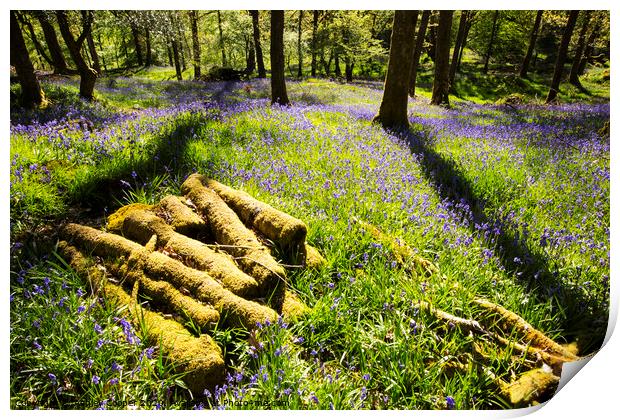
left=204, top=177, right=307, bottom=249
left=61, top=223, right=278, bottom=329
left=122, top=209, right=260, bottom=298
left=57, top=242, right=226, bottom=394
left=181, top=174, right=286, bottom=293
left=153, top=195, right=207, bottom=237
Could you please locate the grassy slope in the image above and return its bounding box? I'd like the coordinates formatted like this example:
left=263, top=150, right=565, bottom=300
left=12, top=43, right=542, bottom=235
left=9, top=66, right=610, bottom=409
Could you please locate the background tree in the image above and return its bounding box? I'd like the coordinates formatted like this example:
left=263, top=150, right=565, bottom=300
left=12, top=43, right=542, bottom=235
left=56, top=10, right=98, bottom=100
left=569, top=11, right=592, bottom=86
left=270, top=11, right=289, bottom=105
left=545, top=10, right=579, bottom=103
left=430, top=11, right=453, bottom=106
left=449, top=11, right=468, bottom=92
left=311, top=11, right=319, bottom=77
left=189, top=11, right=201, bottom=79
left=10, top=10, right=46, bottom=108
left=297, top=11, right=304, bottom=77
left=250, top=10, right=266, bottom=78
left=35, top=12, right=72, bottom=74
left=409, top=10, right=430, bottom=97
left=483, top=11, right=500, bottom=74
left=519, top=10, right=543, bottom=78
left=373, top=10, right=417, bottom=129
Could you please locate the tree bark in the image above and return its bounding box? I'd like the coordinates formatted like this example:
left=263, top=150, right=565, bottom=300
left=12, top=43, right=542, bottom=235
left=545, top=10, right=579, bottom=104
left=36, top=12, right=71, bottom=74
left=145, top=28, right=152, bottom=66
left=409, top=10, right=430, bottom=97
left=431, top=11, right=453, bottom=106
left=311, top=10, right=319, bottom=77
left=483, top=11, right=499, bottom=74
left=569, top=11, right=592, bottom=86
left=449, top=11, right=468, bottom=92
left=250, top=10, right=266, bottom=78
left=56, top=11, right=97, bottom=100
left=270, top=11, right=289, bottom=105
left=189, top=11, right=201, bottom=79
left=217, top=11, right=227, bottom=67
left=457, top=12, right=474, bottom=72
left=297, top=11, right=304, bottom=78
left=130, top=23, right=143, bottom=67
left=373, top=11, right=418, bottom=129
left=334, top=50, right=341, bottom=77
left=16, top=12, right=53, bottom=69
left=10, top=11, right=46, bottom=108
left=519, top=10, right=543, bottom=78
left=86, top=30, right=101, bottom=74
left=578, top=16, right=601, bottom=75
left=167, top=44, right=173, bottom=67
left=171, top=39, right=182, bottom=80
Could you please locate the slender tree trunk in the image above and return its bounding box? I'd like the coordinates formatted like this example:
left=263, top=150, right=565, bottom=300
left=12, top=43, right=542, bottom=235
left=217, top=11, right=227, bottom=67
left=97, top=33, right=108, bottom=71
left=246, top=37, right=256, bottom=74
left=431, top=11, right=453, bottom=106
left=334, top=51, right=341, bottom=77
left=427, top=12, right=438, bottom=62
left=297, top=11, right=304, bottom=78
left=345, top=59, right=354, bottom=83
left=171, top=39, right=182, bottom=80
left=409, top=10, right=430, bottom=97
left=448, top=11, right=467, bottom=93
left=145, top=28, right=152, bottom=66
left=569, top=11, right=592, bottom=86
left=373, top=11, right=417, bottom=129
left=578, top=17, right=601, bottom=75
left=519, top=10, right=543, bottom=78
left=130, top=24, right=143, bottom=67
left=167, top=44, right=173, bottom=67
left=545, top=10, right=579, bottom=104
left=56, top=11, right=97, bottom=100
left=36, top=12, right=71, bottom=74
left=270, top=11, right=289, bottom=105
left=311, top=10, right=319, bottom=77
left=250, top=11, right=266, bottom=78
left=16, top=12, right=53, bottom=68
left=10, top=11, right=46, bottom=108
left=87, top=30, right=101, bottom=74
left=483, top=11, right=499, bottom=74
left=457, top=14, right=473, bottom=72
left=189, top=11, right=201, bottom=79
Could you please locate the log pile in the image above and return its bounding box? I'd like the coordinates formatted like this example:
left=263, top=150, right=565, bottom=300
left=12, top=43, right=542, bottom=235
left=58, top=174, right=325, bottom=394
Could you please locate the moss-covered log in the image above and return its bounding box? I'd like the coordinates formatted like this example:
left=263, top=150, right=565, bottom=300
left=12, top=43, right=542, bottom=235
left=60, top=223, right=277, bottom=329
left=204, top=177, right=307, bottom=249
left=122, top=210, right=260, bottom=297
left=57, top=241, right=225, bottom=394
left=181, top=174, right=286, bottom=293
left=154, top=195, right=207, bottom=237
left=500, top=367, right=560, bottom=407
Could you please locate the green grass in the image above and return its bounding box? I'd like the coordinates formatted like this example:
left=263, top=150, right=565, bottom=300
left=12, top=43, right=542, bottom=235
left=10, top=71, right=609, bottom=409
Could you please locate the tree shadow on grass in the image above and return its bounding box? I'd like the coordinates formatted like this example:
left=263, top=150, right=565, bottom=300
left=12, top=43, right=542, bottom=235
left=395, top=128, right=607, bottom=353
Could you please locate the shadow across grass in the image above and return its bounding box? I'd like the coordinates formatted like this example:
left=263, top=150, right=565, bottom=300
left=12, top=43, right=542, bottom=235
left=395, top=127, right=607, bottom=353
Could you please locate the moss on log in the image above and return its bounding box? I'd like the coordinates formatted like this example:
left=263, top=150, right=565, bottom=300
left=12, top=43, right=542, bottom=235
left=154, top=195, right=207, bottom=236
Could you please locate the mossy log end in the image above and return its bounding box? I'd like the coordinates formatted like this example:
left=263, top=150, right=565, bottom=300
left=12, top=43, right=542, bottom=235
left=204, top=177, right=308, bottom=249
left=500, top=367, right=560, bottom=407
left=154, top=195, right=207, bottom=237
left=181, top=173, right=286, bottom=293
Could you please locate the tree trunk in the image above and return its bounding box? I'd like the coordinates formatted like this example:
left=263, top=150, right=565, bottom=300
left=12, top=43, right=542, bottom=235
left=448, top=11, right=468, bottom=93
left=87, top=30, right=101, bottom=74
left=217, top=11, right=227, bottom=67
left=131, top=24, right=144, bottom=67
left=578, top=16, right=601, bottom=75
left=311, top=10, right=319, bottom=77
left=569, top=11, right=592, bottom=86
left=426, top=12, right=438, bottom=62
left=16, top=12, right=53, bottom=69
left=409, top=10, right=430, bottom=97
left=145, top=28, right=152, bottom=66
left=345, top=59, right=354, bottom=83
left=10, top=11, right=46, bottom=108
left=483, top=11, right=499, bottom=74
left=334, top=51, right=341, bottom=77
left=97, top=33, right=108, bottom=71
left=457, top=13, right=474, bottom=72
left=167, top=44, right=173, bottom=67
left=545, top=11, right=579, bottom=104
left=56, top=11, right=97, bottom=100
left=171, top=39, right=182, bottom=81
left=270, top=11, right=289, bottom=105
left=250, top=10, right=266, bottom=78
left=373, top=11, right=418, bottom=129
left=297, top=11, right=304, bottom=78
left=431, top=11, right=453, bottom=106
left=519, top=10, right=543, bottom=78
left=189, top=11, right=201, bottom=79
left=36, top=12, right=71, bottom=74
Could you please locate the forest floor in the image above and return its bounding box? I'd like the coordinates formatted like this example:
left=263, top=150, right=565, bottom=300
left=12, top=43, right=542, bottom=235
left=9, top=66, right=610, bottom=409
